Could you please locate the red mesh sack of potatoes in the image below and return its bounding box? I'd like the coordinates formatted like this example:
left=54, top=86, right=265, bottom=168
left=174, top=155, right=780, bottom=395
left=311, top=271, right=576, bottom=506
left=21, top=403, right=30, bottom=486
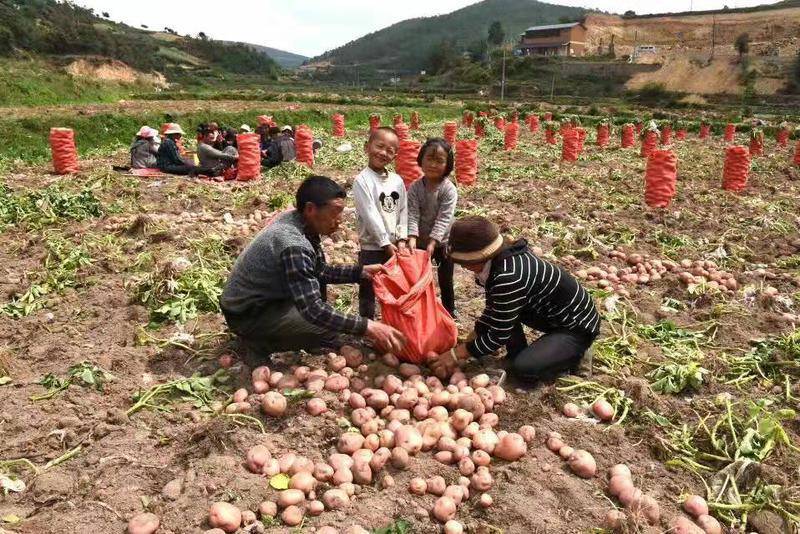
left=545, top=128, right=557, bottom=145
left=528, top=115, right=540, bottom=135
left=295, top=125, right=315, bottom=168
left=510, top=111, right=519, bottom=124
left=463, top=111, right=474, bottom=128
left=331, top=114, right=346, bottom=137
left=369, top=114, right=381, bottom=132
left=396, top=140, right=423, bottom=189
left=776, top=129, right=790, bottom=147
left=596, top=124, right=610, bottom=148
left=504, top=122, right=519, bottom=151
left=236, top=133, right=261, bottom=181
left=641, top=131, right=658, bottom=159
left=443, top=122, right=458, bottom=146
left=410, top=111, right=420, bottom=130
left=373, top=250, right=458, bottom=364
left=749, top=134, right=764, bottom=157
left=661, top=125, right=672, bottom=146
left=621, top=125, right=635, bottom=148
left=676, top=129, right=687, bottom=141
left=576, top=128, right=587, bottom=154
left=724, top=123, right=736, bottom=142
left=494, top=117, right=505, bottom=131
left=722, top=146, right=750, bottom=192
left=561, top=129, right=579, bottom=162
left=393, top=114, right=404, bottom=127
left=644, top=149, right=678, bottom=208
left=395, top=123, right=410, bottom=141
left=49, top=127, right=79, bottom=174
left=544, top=112, right=553, bottom=121
left=455, top=139, right=478, bottom=186
left=699, top=124, right=711, bottom=139
left=478, top=111, right=488, bottom=118
left=795, top=140, right=800, bottom=166
left=474, top=121, right=485, bottom=138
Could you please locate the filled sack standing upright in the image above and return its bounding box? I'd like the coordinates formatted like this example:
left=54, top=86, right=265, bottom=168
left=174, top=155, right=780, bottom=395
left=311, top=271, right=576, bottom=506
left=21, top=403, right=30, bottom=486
left=373, top=250, right=458, bottom=364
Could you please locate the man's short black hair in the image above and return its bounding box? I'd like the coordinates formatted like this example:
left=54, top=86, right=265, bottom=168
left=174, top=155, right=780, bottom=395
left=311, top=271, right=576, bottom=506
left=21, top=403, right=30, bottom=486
left=367, top=126, right=399, bottom=144
left=268, top=126, right=281, bottom=136
left=296, top=176, right=346, bottom=211
left=417, top=137, right=454, bottom=178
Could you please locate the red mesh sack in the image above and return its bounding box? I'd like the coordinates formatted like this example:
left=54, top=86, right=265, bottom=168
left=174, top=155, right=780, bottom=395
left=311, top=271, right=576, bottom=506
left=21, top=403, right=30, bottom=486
left=621, top=125, right=636, bottom=148
left=393, top=114, right=404, bottom=127
left=49, top=127, right=79, bottom=174
left=455, top=139, right=478, bottom=186
left=676, top=129, right=687, bottom=141
left=545, top=128, right=557, bottom=145
left=635, top=123, right=643, bottom=135
left=724, top=123, right=736, bottom=142
left=410, top=111, right=420, bottom=130
left=494, top=117, right=506, bottom=131
left=478, top=111, right=488, bottom=118
left=644, top=149, right=678, bottom=208
left=474, top=121, right=485, bottom=138
left=257, top=115, right=276, bottom=128
left=373, top=250, right=458, bottom=364
left=561, top=129, right=579, bottom=162
left=699, top=124, right=711, bottom=139
left=794, top=140, right=800, bottom=166
left=722, top=146, right=750, bottom=192
left=463, top=111, right=474, bottom=127
left=749, top=134, right=764, bottom=157
left=544, top=112, right=553, bottom=121
left=528, top=115, right=540, bottom=135
left=596, top=124, right=610, bottom=148
left=444, top=122, right=458, bottom=146
left=395, top=123, right=410, bottom=141
left=332, top=114, right=346, bottom=137
left=576, top=128, right=587, bottom=154
left=295, top=125, right=315, bottom=167
left=504, top=122, right=519, bottom=151
left=641, top=131, right=658, bottom=159
left=776, top=129, right=790, bottom=147
left=369, top=114, right=381, bottom=132
left=236, top=133, right=261, bottom=181
left=661, top=125, right=672, bottom=146
left=510, top=111, right=519, bottom=124
left=396, top=140, right=423, bottom=188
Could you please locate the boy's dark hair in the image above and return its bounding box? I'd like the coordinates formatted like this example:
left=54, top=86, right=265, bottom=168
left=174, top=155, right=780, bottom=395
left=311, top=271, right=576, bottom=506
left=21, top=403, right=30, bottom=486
left=223, top=128, right=237, bottom=146
left=296, top=176, right=346, bottom=211
left=367, top=126, right=399, bottom=144
left=268, top=126, right=281, bottom=136
left=417, top=137, right=454, bottom=178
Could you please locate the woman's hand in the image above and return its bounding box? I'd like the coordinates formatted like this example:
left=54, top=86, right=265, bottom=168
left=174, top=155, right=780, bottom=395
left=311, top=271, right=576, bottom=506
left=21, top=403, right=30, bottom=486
left=426, top=239, right=438, bottom=256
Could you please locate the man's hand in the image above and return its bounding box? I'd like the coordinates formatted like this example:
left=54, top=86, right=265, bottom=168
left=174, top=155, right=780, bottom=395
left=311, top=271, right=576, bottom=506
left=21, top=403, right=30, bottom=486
left=383, top=243, right=399, bottom=257
left=361, top=264, right=383, bottom=281
left=366, top=320, right=407, bottom=354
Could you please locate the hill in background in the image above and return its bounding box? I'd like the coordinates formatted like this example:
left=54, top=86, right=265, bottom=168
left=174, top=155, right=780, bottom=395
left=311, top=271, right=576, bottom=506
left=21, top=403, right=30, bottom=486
left=312, top=0, right=587, bottom=71
left=235, top=43, right=308, bottom=69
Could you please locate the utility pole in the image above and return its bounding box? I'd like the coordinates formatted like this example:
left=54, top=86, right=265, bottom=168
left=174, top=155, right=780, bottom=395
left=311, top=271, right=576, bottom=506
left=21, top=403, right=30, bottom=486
left=710, top=15, right=716, bottom=61
left=500, top=45, right=507, bottom=102
left=550, top=72, right=555, bottom=100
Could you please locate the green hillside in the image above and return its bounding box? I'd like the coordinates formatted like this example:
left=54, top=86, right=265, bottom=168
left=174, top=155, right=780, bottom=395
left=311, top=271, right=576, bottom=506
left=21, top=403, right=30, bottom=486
left=236, top=43, right=308, bottom=69
left=313, top=0, right=587, bottom=71
left=0, top=0, right=281, bottom=88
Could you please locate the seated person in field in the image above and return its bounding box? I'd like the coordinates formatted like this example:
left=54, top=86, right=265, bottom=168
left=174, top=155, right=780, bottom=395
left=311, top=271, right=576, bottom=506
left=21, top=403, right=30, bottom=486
left=429, top=216, right=601, bottom=383
left=197, top=125, right=238, bottom=175
left=221, top=128, right=239, bottom=157
left=261, top=127, right=283, bottom=168
left=220, top=175, right=406, bottom=365
left=156, top=124, right=217, bottom=177
left=279, top=125, right=296, bottom=162
left=130, top=126, right=160, bottom=169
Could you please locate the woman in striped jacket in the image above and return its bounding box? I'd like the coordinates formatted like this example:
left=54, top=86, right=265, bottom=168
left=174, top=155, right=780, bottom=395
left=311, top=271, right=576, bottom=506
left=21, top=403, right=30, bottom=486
left=429, top=216, right=600, bottom=381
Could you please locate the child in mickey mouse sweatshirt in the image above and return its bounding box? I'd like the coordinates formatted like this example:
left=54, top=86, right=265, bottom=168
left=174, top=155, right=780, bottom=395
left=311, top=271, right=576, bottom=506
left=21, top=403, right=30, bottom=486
left=353, top=127, right=408, bottom=319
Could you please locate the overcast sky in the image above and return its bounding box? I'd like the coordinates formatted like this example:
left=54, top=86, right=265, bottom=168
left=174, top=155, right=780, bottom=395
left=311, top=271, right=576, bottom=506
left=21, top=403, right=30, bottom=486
left=75, top=0, right=781, bottom=57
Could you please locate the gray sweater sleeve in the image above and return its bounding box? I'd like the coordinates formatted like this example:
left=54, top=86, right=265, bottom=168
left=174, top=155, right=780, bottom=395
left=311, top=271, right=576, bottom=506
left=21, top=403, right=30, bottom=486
left=407, top=181, right=421, bottom=238
left=429, top=182, right=458, bottom=243
left=199, top=143, right=238, bottom=163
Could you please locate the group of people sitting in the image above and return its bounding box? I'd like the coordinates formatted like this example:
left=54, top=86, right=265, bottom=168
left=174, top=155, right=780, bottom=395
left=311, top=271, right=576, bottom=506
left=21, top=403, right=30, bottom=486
left=221, top=126, right=600, bottom=383
left=129, top=119, right=304, bottom=177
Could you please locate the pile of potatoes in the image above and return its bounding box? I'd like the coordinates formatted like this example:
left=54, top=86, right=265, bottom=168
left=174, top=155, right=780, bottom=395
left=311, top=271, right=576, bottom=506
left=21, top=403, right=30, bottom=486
left=206, top=345, right=536, bottom=532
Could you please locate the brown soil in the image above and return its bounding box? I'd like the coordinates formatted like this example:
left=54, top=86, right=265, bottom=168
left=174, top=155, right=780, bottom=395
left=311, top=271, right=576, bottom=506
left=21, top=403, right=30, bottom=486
left=1, top=111, right=799, bottom=534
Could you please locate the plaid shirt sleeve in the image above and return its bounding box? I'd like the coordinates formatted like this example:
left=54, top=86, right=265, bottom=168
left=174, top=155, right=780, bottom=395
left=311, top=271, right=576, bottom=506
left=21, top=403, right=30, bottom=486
left=281, top=247, right=368, bottom=335
left=320, top=263, right=362, bottom=284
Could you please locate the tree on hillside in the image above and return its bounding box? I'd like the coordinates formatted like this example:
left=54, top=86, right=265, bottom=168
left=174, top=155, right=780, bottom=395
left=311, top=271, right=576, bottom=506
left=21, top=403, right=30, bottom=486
left=735, top=33, right=750, bottom=59
left=428, top=39, right=458, bottom=74
left=623, top=10, right=636, bottom=17
left=488, top=21, right=505, bottom=47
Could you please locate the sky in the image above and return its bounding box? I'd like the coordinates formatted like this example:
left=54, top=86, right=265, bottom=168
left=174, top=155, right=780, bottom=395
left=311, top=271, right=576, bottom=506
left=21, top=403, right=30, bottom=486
left=74, top=0, right=782, bottom=58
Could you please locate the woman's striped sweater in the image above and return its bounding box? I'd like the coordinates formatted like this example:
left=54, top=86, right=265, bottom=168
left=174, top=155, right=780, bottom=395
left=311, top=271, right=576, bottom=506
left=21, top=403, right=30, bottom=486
left=467, top=240, right=601, bottom=358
